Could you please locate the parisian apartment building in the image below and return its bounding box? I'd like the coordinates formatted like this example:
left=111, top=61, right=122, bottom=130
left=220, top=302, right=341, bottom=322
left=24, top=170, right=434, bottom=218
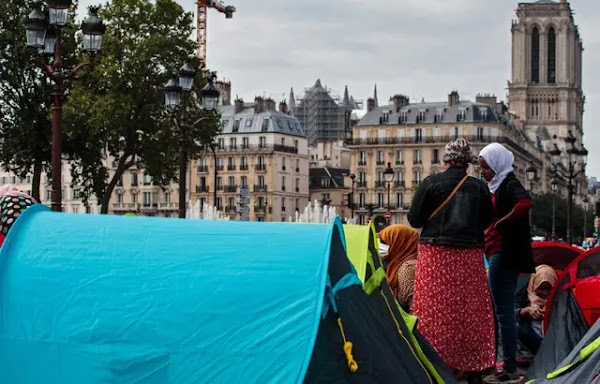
left=189, top=96, right=310, bottom=222
left=348, top=91, right=546, bottom=225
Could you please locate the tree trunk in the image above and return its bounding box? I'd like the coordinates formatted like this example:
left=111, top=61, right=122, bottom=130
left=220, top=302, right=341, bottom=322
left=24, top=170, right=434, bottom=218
left=31, top=157, right=42, bottom=202
left=100, top=154, right=133, bottom=214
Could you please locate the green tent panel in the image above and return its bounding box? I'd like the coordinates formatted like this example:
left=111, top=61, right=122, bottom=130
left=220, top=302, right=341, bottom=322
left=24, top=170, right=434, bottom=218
left=342, top=223, right=456, bottom=384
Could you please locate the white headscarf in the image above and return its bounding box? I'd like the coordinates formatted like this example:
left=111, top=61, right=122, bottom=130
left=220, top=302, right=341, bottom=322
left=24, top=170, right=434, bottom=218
left=479, top=143, right=514, bottom=193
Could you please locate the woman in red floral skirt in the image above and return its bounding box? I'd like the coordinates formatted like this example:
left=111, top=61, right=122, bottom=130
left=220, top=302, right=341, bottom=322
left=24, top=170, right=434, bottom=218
left=408, top=138, right=495, bottom=384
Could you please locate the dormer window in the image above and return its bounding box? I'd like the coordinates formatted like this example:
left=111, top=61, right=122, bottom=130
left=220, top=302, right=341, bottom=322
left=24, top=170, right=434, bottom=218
left=245, top=118, right=253, bottom=127
left=232, top=119, right=241, bottom=132
left=457, top=108, right=467, bottom=122
left=261, top=119, right=270, bottom=132
left=399, top=112, right=408, bottom=124
left=417, top=110, right=426, bottom=123
left=435, top=109, right=443, bottom=122
left=480, top=108, right=488, bottom=121
left=380, top=112, right=390, bottom=123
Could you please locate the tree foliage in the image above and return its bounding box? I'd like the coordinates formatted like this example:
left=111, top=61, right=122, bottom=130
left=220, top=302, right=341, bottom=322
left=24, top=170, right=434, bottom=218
left=0, top=0, right=78, bottom=201
left=531, top=193, right=594, bottom=241
left=63, top=0, right=221, bottom=213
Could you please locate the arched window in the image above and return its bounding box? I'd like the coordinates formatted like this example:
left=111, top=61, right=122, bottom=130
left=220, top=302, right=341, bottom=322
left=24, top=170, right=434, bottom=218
left=531, top=27, right=540, bottom=83
left=548, top=27, right=556, bottom=83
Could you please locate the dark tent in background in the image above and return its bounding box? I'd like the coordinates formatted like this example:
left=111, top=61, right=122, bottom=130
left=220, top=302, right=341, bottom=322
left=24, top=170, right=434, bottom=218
left=526, top=246, right=600, bottom=382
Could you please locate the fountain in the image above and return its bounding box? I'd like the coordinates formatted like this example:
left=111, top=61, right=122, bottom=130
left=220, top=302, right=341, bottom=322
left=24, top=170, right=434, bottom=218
left=186, top=200, right=230, bottom=221
left=290, top=200, right=358, bottom=225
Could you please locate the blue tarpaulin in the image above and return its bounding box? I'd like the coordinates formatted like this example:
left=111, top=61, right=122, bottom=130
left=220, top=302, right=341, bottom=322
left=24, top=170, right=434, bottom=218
left=0, top=205, right=340, bottom=383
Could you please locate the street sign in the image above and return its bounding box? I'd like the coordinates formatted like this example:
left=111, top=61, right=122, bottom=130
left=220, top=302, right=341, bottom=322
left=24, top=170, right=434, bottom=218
left=236, top=197, right=250, bottom=205
left=384, top=211, right=391, bottom=220
left=239, top=188, right=250, bottom=196
left=238, top=207, right=250, bottom=214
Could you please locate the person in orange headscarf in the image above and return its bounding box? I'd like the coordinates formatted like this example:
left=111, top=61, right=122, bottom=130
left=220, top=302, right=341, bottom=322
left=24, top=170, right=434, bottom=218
left=378, top=224, right=419, bottom=311
left=516, top=264, right=558, bottom=355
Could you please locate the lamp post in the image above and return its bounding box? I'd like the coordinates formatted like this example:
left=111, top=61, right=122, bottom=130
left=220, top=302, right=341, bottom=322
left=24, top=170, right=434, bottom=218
left=549, top=132, right=588, bottom=244
left=347, top=173, right=356, bottom=218
left=384, top=162, right=395, bottom=225
left=526, top=164, right=537, bottom=228
left=165, top=70, right=219, bottom=218
left=25, top=3, right=106, bottom=212
left=551, top=178, right=558, bottom=241
left=583, top=196, right=589, bottom=240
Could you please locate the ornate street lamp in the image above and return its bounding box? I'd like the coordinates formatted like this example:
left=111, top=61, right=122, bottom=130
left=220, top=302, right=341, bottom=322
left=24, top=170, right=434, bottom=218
left=164, top=77, right=182, bottom=112
left=178, top=62, right=196, bottom=92
left=200, top=73, right=219, bottom=111
left=384, top=162, right=395, bottom=224
left=48, top=0, right=71, bottom=27
left=81, top=7, right=107, bottom=55
left=25, top=4, right=106, bottom=212
left=165, top=69, right=220, bottom=218
left=348, top=173, right=356, bottom=218
left=24, top=8, right=47, bottom=50
left=550, top=133, right=587, bottom=243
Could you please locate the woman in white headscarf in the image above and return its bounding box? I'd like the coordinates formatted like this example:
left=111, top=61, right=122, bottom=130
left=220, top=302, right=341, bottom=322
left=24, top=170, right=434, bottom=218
left=479, top=143, right=534, bottom=384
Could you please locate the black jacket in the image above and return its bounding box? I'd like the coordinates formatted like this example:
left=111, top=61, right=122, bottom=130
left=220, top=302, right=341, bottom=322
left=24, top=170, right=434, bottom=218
left=494, top=173, right=535, bottom=273
left=408, top=167, right=492, bottom=248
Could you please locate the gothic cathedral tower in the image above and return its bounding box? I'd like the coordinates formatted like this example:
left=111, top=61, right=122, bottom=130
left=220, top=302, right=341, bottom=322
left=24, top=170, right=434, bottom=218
left=508, top=0, right=584, bottom=147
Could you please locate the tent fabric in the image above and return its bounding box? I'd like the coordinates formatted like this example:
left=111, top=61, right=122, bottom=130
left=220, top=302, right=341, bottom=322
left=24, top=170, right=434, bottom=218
left=527, top=247, right=600, bottom=381
left=341, top=223, right=456, bottom=384
left=531, top=242, right=582, bottom=271
left=305, top=226, right=444, bottom=383
left=0, top=205, right=336, bottom=383
left=526, top=319, right=600, bottom=383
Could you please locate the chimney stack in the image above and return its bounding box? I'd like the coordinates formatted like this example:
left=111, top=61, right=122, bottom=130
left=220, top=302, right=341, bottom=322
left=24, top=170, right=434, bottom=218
left=475, top=93, right=497, bottom=108
left=254, top=96, right=265, bottom=114
left=264, top=97, right=276, bottom=111
left=448, top=91, right=460, bottom=106
left=215, top=80, right=232, bottom=106
left=390, top=94, right=410, bottom=112
left=279, top=100, right=288, bottom=114
left=234, top=97, right=244, bottom=114
left=367, top=97, right=376, bottom=112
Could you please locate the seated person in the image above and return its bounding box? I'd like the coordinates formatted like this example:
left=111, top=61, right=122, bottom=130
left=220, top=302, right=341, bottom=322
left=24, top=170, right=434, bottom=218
left=516, top=264, right=557, bottom=355
left=378, top=225, right=419, bottom=311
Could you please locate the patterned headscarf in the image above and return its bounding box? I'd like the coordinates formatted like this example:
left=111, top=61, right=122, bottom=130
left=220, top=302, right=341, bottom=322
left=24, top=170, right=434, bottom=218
left=443, top=138, right=477, bottom=168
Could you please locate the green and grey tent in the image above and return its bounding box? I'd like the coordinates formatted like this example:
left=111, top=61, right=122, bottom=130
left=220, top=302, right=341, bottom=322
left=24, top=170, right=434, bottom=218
left=525, top=319, right=600, bottom=383
left=342, top=223, right=457, bottom=384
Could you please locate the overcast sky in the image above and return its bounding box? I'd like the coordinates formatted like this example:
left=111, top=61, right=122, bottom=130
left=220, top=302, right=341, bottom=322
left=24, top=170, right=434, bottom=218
left=80, top=0, right=600, bottom=178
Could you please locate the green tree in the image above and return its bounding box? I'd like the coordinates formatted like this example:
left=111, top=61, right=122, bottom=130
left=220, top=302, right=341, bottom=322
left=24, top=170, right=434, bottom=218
left=63, top=0, right=221, bottom=213
left=0, top=0, right=78, bottom=201
left=531, top=193, right=593, bottom=242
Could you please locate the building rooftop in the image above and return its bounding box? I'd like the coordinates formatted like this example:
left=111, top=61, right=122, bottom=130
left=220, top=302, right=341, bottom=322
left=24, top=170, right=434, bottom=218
left=356, top=98, right=503, bottom=126
left=219, top=103, right=306, bottom=138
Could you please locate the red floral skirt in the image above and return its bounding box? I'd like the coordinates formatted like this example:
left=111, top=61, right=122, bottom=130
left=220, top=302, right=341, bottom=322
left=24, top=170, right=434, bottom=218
left=413, top=244, right=495, bottom=372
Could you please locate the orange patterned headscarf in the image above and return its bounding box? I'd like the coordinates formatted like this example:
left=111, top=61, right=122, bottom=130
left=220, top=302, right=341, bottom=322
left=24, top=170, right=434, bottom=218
left=379, top=225, right=419, bottom=299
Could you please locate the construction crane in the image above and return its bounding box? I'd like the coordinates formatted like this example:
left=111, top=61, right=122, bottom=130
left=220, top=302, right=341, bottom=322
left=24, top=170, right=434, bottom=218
left=196, top=0, right=236, bottom=67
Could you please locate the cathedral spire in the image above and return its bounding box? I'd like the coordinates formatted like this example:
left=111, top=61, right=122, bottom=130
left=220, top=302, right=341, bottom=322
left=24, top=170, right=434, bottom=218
left=288, top=87, right=296, bottom=112
left=373, top=84, right=379, bottom=107
left=343, top=85, right=351, bottom=107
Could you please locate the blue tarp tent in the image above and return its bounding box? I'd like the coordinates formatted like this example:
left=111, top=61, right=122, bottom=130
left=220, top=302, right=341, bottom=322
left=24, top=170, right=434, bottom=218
left=0, top=205, right=333, bottom=383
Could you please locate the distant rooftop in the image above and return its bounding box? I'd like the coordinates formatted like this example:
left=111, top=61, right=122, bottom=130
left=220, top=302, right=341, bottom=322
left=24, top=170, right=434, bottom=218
left=219, top=103, right=306, bottom=138
left=357, top=95, right=503, bottom=126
